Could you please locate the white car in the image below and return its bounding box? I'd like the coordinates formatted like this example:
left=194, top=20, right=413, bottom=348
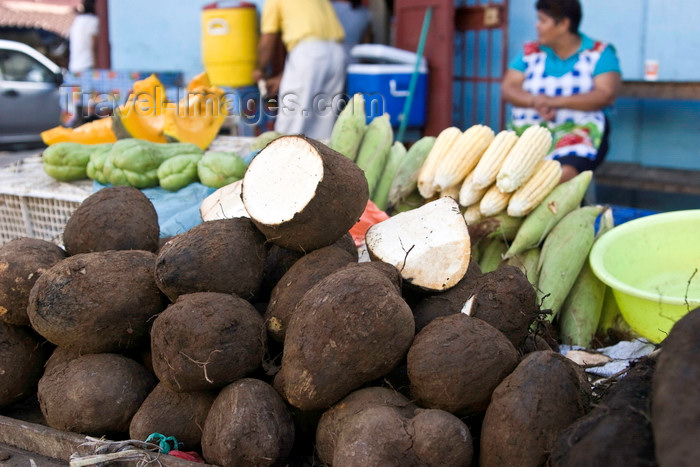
left=0, top=39, right=63, bottom=145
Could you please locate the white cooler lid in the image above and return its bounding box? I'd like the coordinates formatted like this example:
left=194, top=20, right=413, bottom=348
left=347, top=63, right=427, bottom=75
left=350, top=44, right=428, bottom=69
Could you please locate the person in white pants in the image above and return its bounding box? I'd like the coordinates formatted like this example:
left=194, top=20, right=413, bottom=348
left=253, top=0, right=347, bottom=140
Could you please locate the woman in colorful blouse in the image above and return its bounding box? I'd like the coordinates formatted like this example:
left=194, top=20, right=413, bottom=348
left=501, top=0, right=622, bottom=182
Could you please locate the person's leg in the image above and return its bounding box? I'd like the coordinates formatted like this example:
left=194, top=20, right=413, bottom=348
left=303, top=42, right=347, bottom=140
left=274, top=44, right=310, bottom=135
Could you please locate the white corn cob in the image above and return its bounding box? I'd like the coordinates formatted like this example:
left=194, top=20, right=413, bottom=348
left=479, top=184, right=512, bottom=217
left=439, top=184, right=461, bottom=201
left=417, top=127, right=462, bottom=198
left=471, top=130, right=519, bottom=190
left=463, top=204, right=483, bottom=225
left=496, top=125, right=553, bottom=193
left=432, top=124, right=495, bottom=192
left=458, top=171, right=489, bottom=207
left=507, top=159, right=562, bottom=217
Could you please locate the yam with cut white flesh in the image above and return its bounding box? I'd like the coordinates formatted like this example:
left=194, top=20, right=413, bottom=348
left=199, top=179, right=249, bottom=221
left=241, top=135, right=369, bottom=252
left=365, top=197, right=471, bottom=292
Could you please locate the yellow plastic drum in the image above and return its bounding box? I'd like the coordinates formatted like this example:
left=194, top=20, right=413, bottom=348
left=589, top=209, right=700, bottom=343
left=202, top=2, right=258, bottom=87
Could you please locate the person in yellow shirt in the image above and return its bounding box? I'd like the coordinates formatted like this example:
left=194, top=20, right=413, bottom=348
left=253, top=0, right=347, bottom=139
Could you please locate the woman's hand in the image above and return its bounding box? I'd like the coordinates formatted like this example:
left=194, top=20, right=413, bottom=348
left=533, top=94, right=556, bottom=121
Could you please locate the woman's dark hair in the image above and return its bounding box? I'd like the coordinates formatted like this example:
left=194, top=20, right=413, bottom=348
left=536, top=0, right=581, bottom=33
left=350, top=0, right=363, bottom=8
left=82, top=0, right=96, bottom=15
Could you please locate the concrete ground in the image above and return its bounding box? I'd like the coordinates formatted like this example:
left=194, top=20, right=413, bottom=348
left=0, top=444, right=66, bottom=466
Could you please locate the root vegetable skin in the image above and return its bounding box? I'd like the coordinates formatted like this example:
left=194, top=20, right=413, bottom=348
left=652, top=308, right=700, bottom=467
left=407, top=314, right=519, bottom=414
left=480, top=351, right=591, bottom=467
left=366, top=197, right=471, bottom=291
left=274, top=263, right=415, bottom=411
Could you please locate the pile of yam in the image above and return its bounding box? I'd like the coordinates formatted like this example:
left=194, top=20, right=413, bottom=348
left=0, top=136, right=696, bottom=466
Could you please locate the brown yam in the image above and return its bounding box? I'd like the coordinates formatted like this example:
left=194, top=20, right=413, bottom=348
left=37, top=353, right=156, bottom=436
left=201, top=378, right=295, bottom=467
left=480, top=351, right=591, bottom=467
left=43, top=346, right=81, bottom=373
left=332, top=406, right=419, bottom=465
left=264, top=245, right=356, bottom=342
left=154, top=218, right=267, bottom=302
left=333, top=232, right=359, bottom=260
left=316, top=387, right=418, bottom=464
left=407, top=314, right=519, bottom=414
left=0, top=322, right=47, bottom=409
left=256, top=244, right=305, bottom=303
left=550, top=356, right=656, bottom=466
left=129, top=382, right=216, bottom=450
left=466, top=265, right=539, bottom=348
left=274, top=263, right=415, bottom=411
left=150, top=292, right=266, bottom=392
left=331, top=406, right=473, bottom=466
left=411, top=258, right=483, bottom=332
left=241, top=136, right=369, bottom=252
left=411, top=409, right=474, bottom=466
left=0, top=238, right=66, bottom=326
left=27, top=250, right=165, bottom=354
left=652, top=307, right=700, bottom=467
left=62, top=186, right=159, bottom=255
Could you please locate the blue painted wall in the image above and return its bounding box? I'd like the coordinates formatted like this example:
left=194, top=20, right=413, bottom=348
left=507, top=0, right=700, bottom=170
left=108, top=0, right=265, bottom=82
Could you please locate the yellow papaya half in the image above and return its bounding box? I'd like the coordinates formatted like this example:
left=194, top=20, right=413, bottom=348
left=41, top=118, right=117, bottom=146
left=111, top=74, right=168, bottom=143
left=163, top=88, right=228, bottom=150
left=187, top=71, right=211, bottom=92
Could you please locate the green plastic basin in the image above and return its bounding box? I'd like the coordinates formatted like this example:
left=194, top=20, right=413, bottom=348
left=589, top=209, right=700, bottom=343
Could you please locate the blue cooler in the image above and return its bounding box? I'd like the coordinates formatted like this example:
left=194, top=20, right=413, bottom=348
left=346, top=44, right=428, bottom=127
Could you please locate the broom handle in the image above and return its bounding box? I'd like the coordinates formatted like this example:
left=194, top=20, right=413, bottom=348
left=396, top=6, right=433, bottom=143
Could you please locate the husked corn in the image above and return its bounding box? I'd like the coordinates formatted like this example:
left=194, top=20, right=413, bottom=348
left=418, top=127, right=462, bottom=198
left=471, top=130, right=519, bottom=190
left=439, top=184, right=461, bottom=201
left=496, top=125, right=552, bottom=193
left=463, top=204, right=482, bottom=225
left=479, top=184, right=512, bottom=217
left=432, top=124, right=495, bottom=192
left=507, top=159, right=562, bottom=217
left=458, top=171, right=488, bottom=207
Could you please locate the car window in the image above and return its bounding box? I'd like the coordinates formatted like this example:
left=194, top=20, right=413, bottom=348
left=0, top=49, right=54, bottom=83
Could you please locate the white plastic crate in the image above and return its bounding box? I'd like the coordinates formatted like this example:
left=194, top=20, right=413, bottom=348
left=0, top=155, right=92, bottom=246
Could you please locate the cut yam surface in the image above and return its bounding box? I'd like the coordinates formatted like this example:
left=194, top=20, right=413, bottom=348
left=365, top=197, right=471, bottom=291
left=242, top=135, right=368, bottom=252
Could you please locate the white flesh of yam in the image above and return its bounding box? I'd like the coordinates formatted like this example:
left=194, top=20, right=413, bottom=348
left=242, top=137, right=324, bottom=225
left=200, top=180, right=249, bottom=221
left=365, top=197, right=471, bottom=291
